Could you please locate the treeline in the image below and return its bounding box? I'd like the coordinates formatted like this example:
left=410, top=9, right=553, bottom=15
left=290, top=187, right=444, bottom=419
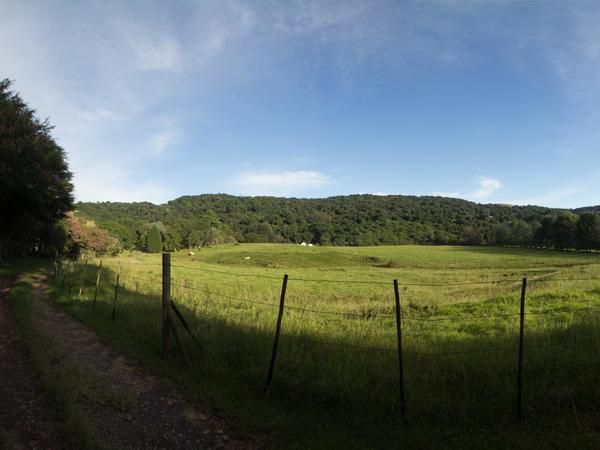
left=74, top=194, right=600, bottom=253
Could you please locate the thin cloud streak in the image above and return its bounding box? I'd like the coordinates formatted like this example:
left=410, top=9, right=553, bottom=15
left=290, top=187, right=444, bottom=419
left=1, top=2, right=599, bottom=203
left=433, top=177, right=503, bottom=202
left=503, top=187, right=582, bottom=208
left=229, top=170, right=332, bottom=196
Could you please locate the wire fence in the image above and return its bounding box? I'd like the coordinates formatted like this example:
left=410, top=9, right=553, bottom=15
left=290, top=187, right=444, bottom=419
left=53, top=254, right=600, bottom=420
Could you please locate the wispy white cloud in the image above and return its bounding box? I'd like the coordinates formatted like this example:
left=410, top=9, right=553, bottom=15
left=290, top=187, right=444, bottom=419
left=2, top=1, right=599, bottom=205
left=73, top=164, right=172, bottom=204
left=503, top=186, right=581, bottom=208
left=433, top=177, right=503, bottom=202
left=357, top=192, right=393, bottom=196
left=229, top=170, right=332, bottom=196
left=148, top=116, right=181, bottom=156
left=118, top=22, right=183, bottom=72
left=469, top=177, right=503, bottom=200
left=149, top=130, right=179, bottom=156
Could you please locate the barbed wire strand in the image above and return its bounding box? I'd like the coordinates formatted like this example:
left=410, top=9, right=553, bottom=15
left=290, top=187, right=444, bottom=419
left=172, top=263, right=534, bottom=286
left=171, top=280, right=281, bottom=308
left=406, top=346, right=516, bottom=356
left=172, top=264, right=283, bottom=280
left=531, top=277, right=599, bottom=283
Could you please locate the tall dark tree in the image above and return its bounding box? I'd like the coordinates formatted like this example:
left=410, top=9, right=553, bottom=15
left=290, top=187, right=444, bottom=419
left=577, top=212, right=600, bottom=251
left=146, top=224, right=162, bottom=253
left=551, top=212, right=578, bottom=250
left=509, top=220, right=533, bottom=246
left=0, top=79, right=73, bottom=258
left=533, top=216, right=555, bottom=248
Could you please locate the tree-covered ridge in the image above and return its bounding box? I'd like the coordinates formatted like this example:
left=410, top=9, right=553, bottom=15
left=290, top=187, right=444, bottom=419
left=75, top=194, right=600, bottom=252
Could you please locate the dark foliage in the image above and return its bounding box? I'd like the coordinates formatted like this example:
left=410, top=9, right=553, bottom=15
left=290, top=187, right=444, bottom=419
left=0, top=79, right=73, bottom=257
left=146, top=224, right=162, bottom=253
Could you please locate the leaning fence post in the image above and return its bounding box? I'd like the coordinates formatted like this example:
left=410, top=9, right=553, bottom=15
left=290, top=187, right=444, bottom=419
left=517, top=277, right=527, bottom=419
left=264, top=274, right=288, bottom=394
left=92, top=260, right=103, bottom=310
left=162, top=252, right=172, bottom=359
left=393, top=279, right=406, bottom=417
left=111, top=273, right=120, bottom=321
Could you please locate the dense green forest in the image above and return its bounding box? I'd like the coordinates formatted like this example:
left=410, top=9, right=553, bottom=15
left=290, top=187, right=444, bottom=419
left=74, top=194, right=600, bottom=253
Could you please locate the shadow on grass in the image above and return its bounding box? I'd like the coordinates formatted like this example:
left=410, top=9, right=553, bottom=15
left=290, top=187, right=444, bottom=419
left=45, top=260, right=600, bottom=433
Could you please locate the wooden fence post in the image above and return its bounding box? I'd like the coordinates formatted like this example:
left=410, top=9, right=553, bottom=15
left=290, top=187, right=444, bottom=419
left=517, top=277, right=527, bottom=419
left=162, top=253, right=172, bottom=359
left=393, top=280, right=406, bottom=418
left=264, top=274, right=288, bottom=394
left=92, top=260, right=103, bottom=310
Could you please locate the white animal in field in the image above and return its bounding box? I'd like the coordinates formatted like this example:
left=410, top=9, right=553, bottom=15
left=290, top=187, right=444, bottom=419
left=188, top=251, right=195, bottom=256
left=308, top=243, right=313, bottom=247
left=300, top=242, right=307, bottom=246
left=244, top=256, right=251, bottom=260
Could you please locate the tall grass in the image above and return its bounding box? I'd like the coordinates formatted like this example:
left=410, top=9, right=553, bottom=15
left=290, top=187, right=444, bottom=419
left=52, top=245, right=600, bottom=425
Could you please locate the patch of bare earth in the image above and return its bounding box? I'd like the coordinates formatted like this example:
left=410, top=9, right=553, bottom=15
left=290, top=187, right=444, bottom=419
left=30, top=275, right=270, bottom=450
left=0, top=278, right=70, bottom=450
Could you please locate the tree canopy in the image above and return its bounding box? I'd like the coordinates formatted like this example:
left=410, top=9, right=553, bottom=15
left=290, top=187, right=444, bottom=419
left=146, top=224, right=162, bottom=253
left=0, top=79, right=73, bottom=257
left=75, top=194, right=600, bottom=252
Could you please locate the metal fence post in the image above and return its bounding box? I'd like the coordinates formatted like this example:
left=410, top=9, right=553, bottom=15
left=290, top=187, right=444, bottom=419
left=517, top=277, right=527, bottom=419
left=111, top=273, right=120, bottom=321
left=264, top=274, right=288, bottom=394
left=162, top=253, right=172, bottom=359
left=393, top=279, right=406, bottom=417
left=92, top=260, right=102, bottom=310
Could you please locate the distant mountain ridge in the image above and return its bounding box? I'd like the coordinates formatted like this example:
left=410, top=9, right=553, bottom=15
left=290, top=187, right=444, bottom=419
left=574, top=205, right=600, bottom=214
left=74, top=194, right=600, bottom=250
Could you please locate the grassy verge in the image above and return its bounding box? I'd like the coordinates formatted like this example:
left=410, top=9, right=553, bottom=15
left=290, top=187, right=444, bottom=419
left=3, top=263, right=101, bottom=449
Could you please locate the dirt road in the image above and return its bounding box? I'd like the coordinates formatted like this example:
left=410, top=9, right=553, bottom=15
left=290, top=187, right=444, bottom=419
left=0, top=278, right=69, bottom=449
left=0, top=275, right=268, bottom=450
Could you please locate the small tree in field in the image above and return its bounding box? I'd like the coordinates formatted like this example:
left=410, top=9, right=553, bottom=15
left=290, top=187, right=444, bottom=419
left=146, top=224, right=162, bottom=253
left=65, top=213, right=120, bottom=256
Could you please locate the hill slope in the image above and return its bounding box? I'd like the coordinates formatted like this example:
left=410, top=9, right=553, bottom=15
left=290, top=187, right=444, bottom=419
left=75, top=194, right=583, bottom=249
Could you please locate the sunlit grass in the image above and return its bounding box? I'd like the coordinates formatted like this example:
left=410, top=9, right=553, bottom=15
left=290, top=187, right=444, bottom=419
left=53, top=244, right=600, bottom=422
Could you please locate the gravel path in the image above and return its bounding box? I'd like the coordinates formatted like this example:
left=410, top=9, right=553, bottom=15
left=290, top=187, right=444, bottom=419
left=0, top=278, right=70, bottom=450
left=4, top=274, right=269, bottom=450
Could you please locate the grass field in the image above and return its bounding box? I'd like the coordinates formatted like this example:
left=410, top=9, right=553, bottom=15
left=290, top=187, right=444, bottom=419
left=51, top=244, right=600, bottom=448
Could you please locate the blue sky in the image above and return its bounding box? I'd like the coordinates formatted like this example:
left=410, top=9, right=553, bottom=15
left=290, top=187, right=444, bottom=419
left=1, top=1, right=599, bottom=207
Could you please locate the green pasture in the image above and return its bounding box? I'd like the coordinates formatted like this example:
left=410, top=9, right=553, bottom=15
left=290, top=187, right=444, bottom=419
left=50, top=244, right=600, bottom=448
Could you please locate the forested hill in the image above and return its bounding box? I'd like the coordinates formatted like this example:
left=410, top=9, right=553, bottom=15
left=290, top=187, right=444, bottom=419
left=73, top=194, right=600, bottom=252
